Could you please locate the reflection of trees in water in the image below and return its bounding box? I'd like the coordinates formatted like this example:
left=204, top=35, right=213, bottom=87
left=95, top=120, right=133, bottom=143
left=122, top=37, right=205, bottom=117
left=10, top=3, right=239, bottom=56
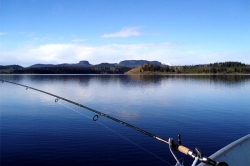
left=1, top=75, right=249, bottom=88
left=27, top=75, right=94, bottom=88
left=0, top=75, right=24, bottom=82
left=178, top=75, right=250, bottom=85
left=0, top=75, right=93, bottom=88
left=124, top=75, right=166, bottom=86
left=126, top=75, right=250, bottom=86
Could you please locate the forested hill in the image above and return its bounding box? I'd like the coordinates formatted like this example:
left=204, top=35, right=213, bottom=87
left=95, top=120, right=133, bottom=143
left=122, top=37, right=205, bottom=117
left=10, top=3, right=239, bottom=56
left=126, top=62, right=250, bottom=74
left=0, top=66, right=131, bottom=74
left=1, top=62, right=250, bottom=74
left=0, top=60, right=161, bottom=74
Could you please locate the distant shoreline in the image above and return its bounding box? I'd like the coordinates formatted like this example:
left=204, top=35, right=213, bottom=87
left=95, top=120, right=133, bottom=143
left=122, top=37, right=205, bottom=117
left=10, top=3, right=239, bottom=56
left=1, top=61, right=250, bottom=75
left=125, top=73, right=250, bottom=75
left=0, top=72, right=250, bottom=76
left=124, top=62, right=250, bottom=75
left=124, top=70, right=250, bottom=75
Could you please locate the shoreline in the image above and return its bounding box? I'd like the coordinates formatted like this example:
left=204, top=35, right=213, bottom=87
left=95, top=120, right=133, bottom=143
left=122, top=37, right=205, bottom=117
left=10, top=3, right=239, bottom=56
left=124, top=71, right=250, bottom=75
left=0, top=73, right=250, bottom=75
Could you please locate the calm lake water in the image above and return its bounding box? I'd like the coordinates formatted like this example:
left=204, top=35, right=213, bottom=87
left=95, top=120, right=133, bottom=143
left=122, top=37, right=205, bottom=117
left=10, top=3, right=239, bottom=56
left=0, top=75, right=249, bottom=166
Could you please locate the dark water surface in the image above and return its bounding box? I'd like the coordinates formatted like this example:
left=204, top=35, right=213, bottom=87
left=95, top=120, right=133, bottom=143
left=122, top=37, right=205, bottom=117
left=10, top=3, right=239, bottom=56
left=0, top=75, right=249, bottom=166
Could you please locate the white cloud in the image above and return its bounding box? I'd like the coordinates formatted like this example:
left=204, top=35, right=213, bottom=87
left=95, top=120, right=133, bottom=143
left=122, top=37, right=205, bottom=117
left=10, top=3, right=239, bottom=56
left=1, top=42, right=249, bottom=67
left=0, top=43, right=175, bottom=66
left=101, top=27, right=141, bottom=38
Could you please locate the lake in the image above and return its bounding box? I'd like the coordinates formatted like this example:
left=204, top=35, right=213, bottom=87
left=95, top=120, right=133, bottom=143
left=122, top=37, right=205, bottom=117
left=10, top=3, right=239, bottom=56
left=0, top=74, right=249, bottom=166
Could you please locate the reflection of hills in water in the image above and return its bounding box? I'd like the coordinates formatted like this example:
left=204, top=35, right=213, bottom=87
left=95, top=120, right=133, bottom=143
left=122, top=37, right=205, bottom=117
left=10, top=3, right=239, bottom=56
left=1, top=75, right=249, bottom=88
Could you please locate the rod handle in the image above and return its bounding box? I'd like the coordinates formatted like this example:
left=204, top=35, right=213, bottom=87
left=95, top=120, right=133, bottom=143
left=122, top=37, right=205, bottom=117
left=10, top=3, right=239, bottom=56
left=176, top=145, right=190, bottom=155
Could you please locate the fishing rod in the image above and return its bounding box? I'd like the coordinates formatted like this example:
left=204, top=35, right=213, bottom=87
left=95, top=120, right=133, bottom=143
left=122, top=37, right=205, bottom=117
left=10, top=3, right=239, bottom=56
left=1, top=79, right=228, bottom=166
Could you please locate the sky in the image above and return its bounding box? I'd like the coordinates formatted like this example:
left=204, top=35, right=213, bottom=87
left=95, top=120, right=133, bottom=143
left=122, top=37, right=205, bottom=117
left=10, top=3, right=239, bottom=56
left=0, top=0, right=249, bottom=66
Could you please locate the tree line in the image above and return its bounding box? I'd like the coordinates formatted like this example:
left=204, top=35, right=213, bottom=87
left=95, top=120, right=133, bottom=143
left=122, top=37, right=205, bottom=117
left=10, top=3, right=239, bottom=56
left=1, top=62, right=250, bottom=74
left=140, top=62, right=250, bottom=74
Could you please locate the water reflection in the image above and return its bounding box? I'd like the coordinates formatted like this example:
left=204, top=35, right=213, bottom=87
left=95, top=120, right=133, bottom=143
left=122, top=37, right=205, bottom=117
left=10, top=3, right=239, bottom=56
left=1, top=74, right=249, bottom=87
left=178, top=75, right=250, bottom=85
left=127, top=74, right=250, bottom=86
left=0, top=74, right=249, bottom=166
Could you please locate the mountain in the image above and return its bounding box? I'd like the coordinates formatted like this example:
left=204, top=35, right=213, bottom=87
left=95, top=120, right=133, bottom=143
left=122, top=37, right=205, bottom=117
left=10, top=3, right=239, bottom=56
left=29, top=60, right=92, bottom=68
left=118, top=60, right=162, bottom=68
left=0, top=65, right=23, bottom=70
left=0, top=65, right=24, bottom=74
left=76, top=60, right=91, bottom=67
left=94, top=63, right=117, bottom=67
left=93, top=60, right=162, bottom=68
left=28, top=60, right=162, bottom=68
left=29, top=64, right=55, bottom=68
left=1, top=60, right=164, bottom=70
left=1, top=61, right=249, bottom=74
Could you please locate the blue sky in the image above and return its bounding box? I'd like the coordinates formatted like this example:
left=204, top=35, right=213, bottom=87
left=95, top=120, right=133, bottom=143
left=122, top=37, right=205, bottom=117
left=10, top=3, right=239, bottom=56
left=0, top=0, right=249, bottom=66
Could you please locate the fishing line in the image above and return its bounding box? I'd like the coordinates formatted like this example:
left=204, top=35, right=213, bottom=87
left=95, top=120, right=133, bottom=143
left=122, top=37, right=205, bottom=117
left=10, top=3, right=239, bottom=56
left=19, top=83, right=172, bottom=165
left=96, top=120, right=173, bottom=166
left=27, top=88, right=93, bottom=120
left=1, top=80, right=169, bottom=144
left=1, top=80, right=227, bottom=166
left=59, top=101, right=173, bottom=165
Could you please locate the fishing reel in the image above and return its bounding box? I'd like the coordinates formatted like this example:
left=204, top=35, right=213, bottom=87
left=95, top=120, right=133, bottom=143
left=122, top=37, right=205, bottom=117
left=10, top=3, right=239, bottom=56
left=169, top=135, right=228, bottom=166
